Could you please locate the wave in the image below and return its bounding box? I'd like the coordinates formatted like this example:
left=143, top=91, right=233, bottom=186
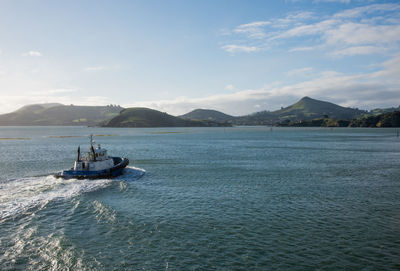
left=115, top=166, right=146, bottom=181
left=1, top=226, right=92, bottom=270
left=0, top=166, right=146, bottom=222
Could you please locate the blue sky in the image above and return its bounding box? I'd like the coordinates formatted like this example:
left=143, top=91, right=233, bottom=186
left=0, top=0, right=399, bottom=115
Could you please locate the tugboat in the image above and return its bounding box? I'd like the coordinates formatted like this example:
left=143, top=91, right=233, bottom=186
left=55, top=135, right=129, bottom=179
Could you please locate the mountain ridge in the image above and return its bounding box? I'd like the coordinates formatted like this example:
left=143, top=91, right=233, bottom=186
left=0, top=104, right=123, bottom=126
left=179, top=109, right=235, bottom=123
left=179, top=97, right=369, bottom=125
left=101, top=107, right=231, bottom=127
left=234, top=96, right=366, bottom=125
left=0, top=97, right=399, bottom=126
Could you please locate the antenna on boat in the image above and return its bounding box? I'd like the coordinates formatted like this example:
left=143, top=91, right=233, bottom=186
left=77, top=145, right=81, bottom=162
left=89, top=134, right=95, bottom=147
left=89, top=134, right=97, bottom=161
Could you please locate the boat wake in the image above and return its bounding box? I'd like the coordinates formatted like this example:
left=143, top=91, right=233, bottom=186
left=0, top=166, right=145, bottom=222
left=114, top=166, right=146, bottom=181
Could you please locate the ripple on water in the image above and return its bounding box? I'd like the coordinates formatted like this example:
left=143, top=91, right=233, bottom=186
left=1, top=127, right=399, bottom=270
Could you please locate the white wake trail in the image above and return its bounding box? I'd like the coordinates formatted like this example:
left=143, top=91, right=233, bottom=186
left=0, top=167, right=146, bottom=221
left=0, top=175, right=110, bottom=221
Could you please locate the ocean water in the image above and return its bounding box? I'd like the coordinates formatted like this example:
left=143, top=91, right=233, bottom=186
left=0, top=126, right=399, bottom=270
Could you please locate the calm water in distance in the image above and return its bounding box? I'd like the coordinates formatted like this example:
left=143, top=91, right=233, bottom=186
left=0, top=126, right=399, bottom=270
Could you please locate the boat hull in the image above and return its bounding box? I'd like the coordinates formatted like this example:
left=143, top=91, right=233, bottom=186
left=55, top=157, right=129, bottom=179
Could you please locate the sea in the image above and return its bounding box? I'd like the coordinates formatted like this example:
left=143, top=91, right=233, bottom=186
left=0, top=126, right=399, bottom=270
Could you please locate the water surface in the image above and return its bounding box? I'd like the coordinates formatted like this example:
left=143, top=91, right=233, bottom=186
left=0, top=126, right=399, bottom=270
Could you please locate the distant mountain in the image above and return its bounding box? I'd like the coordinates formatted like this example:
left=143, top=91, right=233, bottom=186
left=0, top=104, right=123, bottom=126
left=369, top=106, right=400, bottom=116
left=2, top=97, right=397, bottom=127
left=101, top=107, right=231, bottom=127
left=179, top=109, right=235, bottom=122
left=16, top=103, right=63, bottom=112
left=235, top=97, right=366, bottom=125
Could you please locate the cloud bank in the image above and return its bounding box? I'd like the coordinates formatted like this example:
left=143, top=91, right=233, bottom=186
left=128, top=55, right=400, bottom=116
left=221, top=3, right=400, bottom=56
left=22, top=51, right=42, bottom=57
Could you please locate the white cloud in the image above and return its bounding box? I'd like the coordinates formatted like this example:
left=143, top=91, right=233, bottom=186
left=0, top=94, right=112, bottom=114
left=272, top=11, right=315, bottom=29
left=236, top=21, right=271, bottom=29
left=125, top=55, right=400, bottom=115
left=221, top=45, right=260, bottom=53
left=83, top=65, right=119, bottom=72
left=286, top=67, right=314, bottom=76
left=1, top=55, right=399, bottom=116
left=83, top=66, right=107, bottom=72
left=313, top=0, right=351, bottom=4
left=47, top=88, right=77, bottom=94
left=29, top=88, right=79, bottom=95
left=222, top=3, right=400, bottom=56
left=234, top=21, right=270, bottom=39
left=333, top=3, right=400, bottom=19
left=288, top=46, right=318, bottom=53
left=276, top=19, right=338, bottom=39
left=22, top=51, right=42, bottom=57
left=330, top=45, right=383, bottom=56
left=225, top=84, right=235, bottom=90
left=324, top=23, right=400, bottom=46
left=288, top=46, right=316, bottom=52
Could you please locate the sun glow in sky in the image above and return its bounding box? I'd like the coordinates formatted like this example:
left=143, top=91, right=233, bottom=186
left=0, top=0, right=399, bottom=115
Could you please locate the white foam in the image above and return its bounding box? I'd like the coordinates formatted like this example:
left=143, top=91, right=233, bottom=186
left=0, top=167, right=146, bottom=222
left=115, top=166, right=146, bottom=181
left=0, top=175, right=111, bottom=221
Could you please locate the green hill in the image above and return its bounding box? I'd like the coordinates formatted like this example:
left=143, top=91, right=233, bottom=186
left=2, top=97, right=396, bottom=127
left=0, top=104, right=123, bottom=126
left=101, top=107, right=231, bottom=127
left=349, top=111, right=400, bottom=127
left=276, top=111, right=400, bottom=127
left=368, top=106, right=400, bottom=116
left=179, top=109, right=235, bottom=122
left=276, top=118, right=351, bottom=127
left=235, top=97, right=365, bottom=125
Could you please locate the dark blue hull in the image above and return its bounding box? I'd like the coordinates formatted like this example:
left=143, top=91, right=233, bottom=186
left=55, top=157, right=129, bottom=179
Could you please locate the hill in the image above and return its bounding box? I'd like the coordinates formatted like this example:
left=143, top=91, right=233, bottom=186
left=368, top=106, right=400, bottom=116
left=16, top=103, right=63, bottom=112
left=349, top=111, right=400, bottom=127
left=1, top=97, right=397, bottom=127
left=276, top=118, right=351, bottom=127
left=235, top=97, right=365, bottom=125
left=0, top=104, right=123, bottom=126
left=101, top=107, right=231, bottom=127
left=179, top=109, right=235, bottom=122
left=275, top=111, right=400, bottom=127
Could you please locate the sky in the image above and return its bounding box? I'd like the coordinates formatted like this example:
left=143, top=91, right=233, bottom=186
left=0, top=0, right=399, bottom=116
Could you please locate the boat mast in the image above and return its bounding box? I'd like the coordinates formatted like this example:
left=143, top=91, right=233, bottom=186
left=89, top=134, right=95, bottom=147
left=89, top=134, right=96, bottom=161
left=77, top=146, right=81, bottom=162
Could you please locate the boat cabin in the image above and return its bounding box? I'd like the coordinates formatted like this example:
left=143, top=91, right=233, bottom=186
left=87, top=144, right=109, bottom=161
left=72, top=136, right=114, bottom=171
